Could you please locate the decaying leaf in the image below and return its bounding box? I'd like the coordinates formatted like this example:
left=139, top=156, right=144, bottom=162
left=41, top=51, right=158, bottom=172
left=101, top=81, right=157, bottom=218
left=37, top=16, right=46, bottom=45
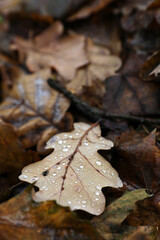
left=113, top=129, right=160, bottom=191
left=103, top=53, right=160, bottom=115
left=66, top=39, right=122, bottom=94
left=92, top=189, right=151, bottom=239
left=0, top=118, right=39, bottom=175
left=0, top=187, right=103, bottom=240
left=19, top=122, right=122, bottom=215
left=10, top=21, right=88, bottom=80
left=0, top=68, right=72, bottom=153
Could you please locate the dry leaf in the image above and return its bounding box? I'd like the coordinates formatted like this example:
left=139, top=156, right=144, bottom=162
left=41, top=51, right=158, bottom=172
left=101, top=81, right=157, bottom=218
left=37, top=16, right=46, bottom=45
left=10, top=21, right=88, bottom=80
left=66, top=39, right=122, bottom=94
left=19, top=122, right=122, bottom=215
left=0, top=68, right=72, bottom=153
left=0, top=118, right=39, bottom=176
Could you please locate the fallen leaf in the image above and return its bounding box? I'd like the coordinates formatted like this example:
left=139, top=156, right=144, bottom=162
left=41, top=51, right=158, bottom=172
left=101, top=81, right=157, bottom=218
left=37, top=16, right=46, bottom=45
left=66, top=38, right=121, bottom=94
left=0, top=187, right=103, bottom=240
left=92, top=189, right=150, bottom=239
left=140, top=50, right=160, bottom=81
left=11, top=21, right=88, bottom=80
left=0, top=118, right=39, bottom=176
left=114, top=129, right=160, bottom=191
left=103, top=53, right=160, bottom=115
left=0, top=68, right=72, bottom=153
left=68, top=0, right=114, bottom=21
left=19, top=122, right=122, bottom=215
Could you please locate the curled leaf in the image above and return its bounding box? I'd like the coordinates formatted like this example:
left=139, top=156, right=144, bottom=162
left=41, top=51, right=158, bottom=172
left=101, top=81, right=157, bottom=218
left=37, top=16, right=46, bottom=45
left=19, top=122, right=122, bottom=215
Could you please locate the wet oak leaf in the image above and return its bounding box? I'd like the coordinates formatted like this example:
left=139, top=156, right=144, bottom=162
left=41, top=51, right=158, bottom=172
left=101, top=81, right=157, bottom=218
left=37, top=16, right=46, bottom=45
left=0, top=187, right=103, bottom=240
left=19, top=122, right=123, bottom=215
left=10, top=21, right=88, bottom=80
left=0, top=68, right=71, bottom=153
left=66, top=39, right=122, bottom=94
left=0, top=119, right=39, bottom=175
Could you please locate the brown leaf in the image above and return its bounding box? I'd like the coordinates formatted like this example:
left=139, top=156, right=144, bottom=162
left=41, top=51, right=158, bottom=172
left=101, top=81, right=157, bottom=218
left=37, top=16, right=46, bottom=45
left=10, top=21, right=88, bottom=80
left=140, top=50, right=160, bottom=81
left=19, top=122, right=122, bottom=215
left=103, top=53, right=160, bottom=115
left=0, top=187, right=103, bottom=240
left=114, top=129, right=160, bottom=191
left=0, top=68, right=72, bottom=153
left=66, top=39, right=121, bottom=94
left=0, top=119, right=39, bottom=175
left=68, top=0, right=114, bottom=21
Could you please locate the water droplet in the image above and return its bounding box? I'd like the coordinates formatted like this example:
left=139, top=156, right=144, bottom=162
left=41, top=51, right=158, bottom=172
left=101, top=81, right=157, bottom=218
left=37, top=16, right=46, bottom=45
left=53, top=173, right=56, bottom=176
left=96, top=185, right=101, bottom=190
left=63, top=148, right=68, bottom=152
left=80, top=165, right=84, bottom=169
left=111, top=172, right=114, bottom=176
left=68, top=200, right=71, bottom=205
left=95, top=191, right=100, bottom=196
left=24, top=170, right=28, bottom=173
left=95, top=198, right=99, bottom=201
left=58, top=140, right=62, bottom=144
left=82, top=200, right=87, bottom=204
left=32, top=176, right=38, bottom=181
left=57, top=166, right=61, bottom=170
left=44, top=166, right=48, bottom=170
left=73, top=185, right=82, bottom=192
left=62, top=162, right=65, bottom=166
left=69, top=135, right=73, bottom=138
left=23, top=175, right=28, bottom=179
left=102, top=169, right=106, bottom=173
left=96, top=161, right=101, bottom=166
left=76, top=133, right=79, bottom=135
left=64, top=134, right=67, bottom=137
left=67, top=145, right=71, bottom=148
left=84, top=142, right=88, bottom=146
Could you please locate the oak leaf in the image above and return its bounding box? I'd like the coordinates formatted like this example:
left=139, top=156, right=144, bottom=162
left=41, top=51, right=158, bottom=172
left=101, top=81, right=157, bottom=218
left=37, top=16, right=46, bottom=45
left=19, top=122, right=122, bottom=215
left=66, top=39, right=122, bottom=94
left=10, top=21, right=88, bottom=80
left=0, top=68, right=72, bottom=153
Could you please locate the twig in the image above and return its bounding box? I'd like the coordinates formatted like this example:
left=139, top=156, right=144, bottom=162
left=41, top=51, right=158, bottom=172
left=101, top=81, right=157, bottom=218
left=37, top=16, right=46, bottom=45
left=47, top=78, right=160, bottom=126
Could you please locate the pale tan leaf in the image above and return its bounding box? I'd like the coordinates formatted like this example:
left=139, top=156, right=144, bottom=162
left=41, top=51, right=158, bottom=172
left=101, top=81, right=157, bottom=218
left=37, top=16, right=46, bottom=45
left=0, top=68, right=71, bottom=153
left=10, top=21, right=88, bottom=80
left=19, top=122, right=122, bottom=215
left=66, top=39, right=122, bottom=94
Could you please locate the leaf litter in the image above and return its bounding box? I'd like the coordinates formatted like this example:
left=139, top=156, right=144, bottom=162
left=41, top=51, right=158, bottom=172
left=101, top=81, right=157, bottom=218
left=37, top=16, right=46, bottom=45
left=0, top=1, right=160, bottom=239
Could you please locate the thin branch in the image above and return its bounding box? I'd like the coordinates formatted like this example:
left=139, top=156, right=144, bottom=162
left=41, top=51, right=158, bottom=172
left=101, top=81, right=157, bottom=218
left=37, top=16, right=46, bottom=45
left=47, top=79, right=160, bottom=126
